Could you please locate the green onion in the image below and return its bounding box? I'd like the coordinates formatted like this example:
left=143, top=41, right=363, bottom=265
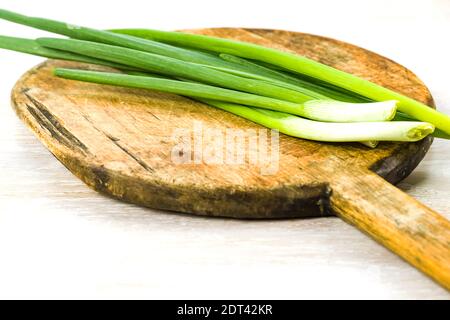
left=37, top=38, right=397, bottom=122
left=112, top=28, right=450, bottom=134
left=54, top=68, right=434, bottom=143
left=0, top=8, right=440, bottom=145
left=54, top=68, right=397, bottom=122
left=196, top=99, right=433, bottom=142
left=52, top=68, right=318, bottom=115
left=0, top=35, right=136, bottom=70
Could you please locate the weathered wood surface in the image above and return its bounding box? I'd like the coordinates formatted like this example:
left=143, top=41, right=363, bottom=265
left=10, top=28, right=450, bottom=289
left=11, top=29, right=435, bottom=219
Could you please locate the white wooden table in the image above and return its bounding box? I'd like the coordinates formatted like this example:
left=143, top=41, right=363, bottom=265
left=0, top=0, right=449, bottom=299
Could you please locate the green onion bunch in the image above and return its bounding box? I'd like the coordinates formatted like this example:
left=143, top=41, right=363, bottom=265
left=1, top=8, right=448, bottom=146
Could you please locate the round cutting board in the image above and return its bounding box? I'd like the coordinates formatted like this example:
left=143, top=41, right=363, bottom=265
left=10, top=28, right=450, bottom=289
left=11, top=28, right=434, bottom=219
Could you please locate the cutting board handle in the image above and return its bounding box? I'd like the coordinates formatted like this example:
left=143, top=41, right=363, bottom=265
left=330, top=169, right=450, bottom=290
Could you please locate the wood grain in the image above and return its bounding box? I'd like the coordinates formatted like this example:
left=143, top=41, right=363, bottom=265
left=9, top=28, right=450, bottom=289
left=330, top=166, right=450, bottom=289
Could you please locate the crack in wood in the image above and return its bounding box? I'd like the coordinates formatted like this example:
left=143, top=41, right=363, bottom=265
left=26, top=103, right=90, bottom=156
left=146, top=110, right=161, bottom=121
left=25, top=92, right=90, bottom=155
left=105, top=134, right=155, bottom=173
left=81, top=114, right=155, bottom=173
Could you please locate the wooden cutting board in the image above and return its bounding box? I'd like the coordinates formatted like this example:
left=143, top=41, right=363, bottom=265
left=10, top=28, right=450, bottom=289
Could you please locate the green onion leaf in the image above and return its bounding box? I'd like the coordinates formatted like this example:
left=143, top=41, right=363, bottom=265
left=0, top=35, right=137, bottom=70
left=54, top=68, right=397, bottom=122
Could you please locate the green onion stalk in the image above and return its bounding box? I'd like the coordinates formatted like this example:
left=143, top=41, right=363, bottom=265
left=54, top=68, right=433, bottom=143
left=0, top=35, right=137, bottom=70
left=201, top=100, right=434, bottom=143
left=53, top=68, right=397, bottom=123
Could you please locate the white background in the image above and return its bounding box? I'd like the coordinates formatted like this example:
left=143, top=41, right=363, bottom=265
left=0, top=0, right=449, bottom=299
